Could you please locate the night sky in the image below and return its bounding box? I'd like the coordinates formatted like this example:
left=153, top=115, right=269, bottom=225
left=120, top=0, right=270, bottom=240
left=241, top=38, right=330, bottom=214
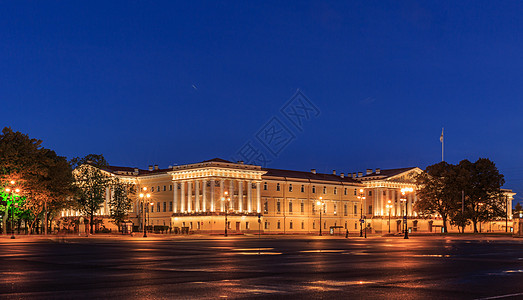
left=1, top=1, right=522, bottom=204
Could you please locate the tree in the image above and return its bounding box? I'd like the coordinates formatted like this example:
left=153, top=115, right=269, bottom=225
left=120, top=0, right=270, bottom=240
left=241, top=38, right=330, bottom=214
left=73, top=156, right=112, bottom=234
left=0, top=127, right=74, bottom=235
left=109, top=177, right=135, bottom=231
left=515, top=202, right=522, bottom=214
left=415, top=162, right=460, bottom=233
left=459, top=158, right=505, bottom=233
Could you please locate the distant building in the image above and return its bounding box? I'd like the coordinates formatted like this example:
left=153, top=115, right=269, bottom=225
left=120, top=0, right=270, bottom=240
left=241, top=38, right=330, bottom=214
left=61, top=158, right=516, bottom=234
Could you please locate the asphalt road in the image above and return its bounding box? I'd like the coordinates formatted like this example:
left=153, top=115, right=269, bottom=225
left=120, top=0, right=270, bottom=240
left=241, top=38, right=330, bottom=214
left=1, top=234, right=523, bottom=299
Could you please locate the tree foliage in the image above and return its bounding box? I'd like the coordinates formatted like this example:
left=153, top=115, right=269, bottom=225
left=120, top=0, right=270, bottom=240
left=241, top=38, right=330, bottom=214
left=73, top=159, right=112, bottom=234
left=109, top=177, right=135, bottom=230
left=415, top=158, right=505, bottom=234
left=0, top=127, right=74, bottom=234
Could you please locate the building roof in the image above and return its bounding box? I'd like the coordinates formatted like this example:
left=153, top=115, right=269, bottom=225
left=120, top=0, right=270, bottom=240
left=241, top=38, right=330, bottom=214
left=202, top=158, right=233, bottom=163
left=262, top=168, right=361, bottom=184
left=358, top=167, right=418, bottom=180
left=102, top=165, right=171, bottom=176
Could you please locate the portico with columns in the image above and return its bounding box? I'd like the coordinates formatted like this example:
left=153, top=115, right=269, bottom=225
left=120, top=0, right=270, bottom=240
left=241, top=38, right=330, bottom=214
left=168, top=159, right=266, bottom=232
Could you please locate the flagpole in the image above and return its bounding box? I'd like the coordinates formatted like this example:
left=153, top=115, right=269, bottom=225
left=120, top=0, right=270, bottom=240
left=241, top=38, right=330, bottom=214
left=441, top=127, right=444, bottom=162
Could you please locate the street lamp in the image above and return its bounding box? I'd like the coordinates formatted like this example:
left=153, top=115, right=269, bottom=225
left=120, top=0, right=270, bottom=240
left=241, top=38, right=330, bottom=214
left=139, top=187, right=151, bottom=238
left=357, top=189, right=365, bottom=238
left=221, top=191, right=230, bottom=237
left=5, top=182, right=21, bottom=240
left=386, top=200, right=392, bottom=234
left=401, top=187, right=414, bottom=239
left=316, top=197, right=325, bottom=236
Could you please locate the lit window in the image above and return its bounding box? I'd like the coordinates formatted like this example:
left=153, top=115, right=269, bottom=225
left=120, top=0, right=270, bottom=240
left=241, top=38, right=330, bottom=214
left=334, top=204, right=337, bottom=214
left=264, top=200, right=268, bottom=213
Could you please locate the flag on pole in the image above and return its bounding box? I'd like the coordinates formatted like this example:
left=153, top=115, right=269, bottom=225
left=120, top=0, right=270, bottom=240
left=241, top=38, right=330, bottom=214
left=440, top=128, right=444, bottom=143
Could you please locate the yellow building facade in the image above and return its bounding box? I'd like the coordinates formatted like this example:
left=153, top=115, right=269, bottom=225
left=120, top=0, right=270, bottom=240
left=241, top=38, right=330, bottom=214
left=65, top=158, right=515, bottom=234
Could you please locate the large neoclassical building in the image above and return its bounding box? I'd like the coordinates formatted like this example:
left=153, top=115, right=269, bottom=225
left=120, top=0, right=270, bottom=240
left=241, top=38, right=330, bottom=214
left=62, top=158, right=515, bottom=234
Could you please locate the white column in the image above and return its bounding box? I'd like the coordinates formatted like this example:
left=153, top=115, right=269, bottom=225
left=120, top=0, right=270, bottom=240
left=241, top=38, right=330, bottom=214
left=238, top=180, right=243, bottom=212
left=247, top=181, right=252, bottom=212
left=210, top=179, right=215, bottom=212
left=220, top=179, right=224, bottom=212
left=202, top=180, right=207, bottom=212
left=256, top=182, right=261, bottom=213
left=173, top=182, right=178, bottom=213
left=229, top=179, right=234, bottom=211
left=195, top=180, right=200, bottom=212
left=187, top=181, right=192, bottom=212
left=180, top=182, right=185, bottom=212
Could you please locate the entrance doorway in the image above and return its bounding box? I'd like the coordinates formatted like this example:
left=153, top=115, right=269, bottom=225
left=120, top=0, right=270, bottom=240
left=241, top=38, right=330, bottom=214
left=236, top=222, right=240, bottom=231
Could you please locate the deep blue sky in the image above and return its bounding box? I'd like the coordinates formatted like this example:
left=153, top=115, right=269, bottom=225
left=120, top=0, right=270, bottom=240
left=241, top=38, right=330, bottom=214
left=1, top=1, right=522, bottom=204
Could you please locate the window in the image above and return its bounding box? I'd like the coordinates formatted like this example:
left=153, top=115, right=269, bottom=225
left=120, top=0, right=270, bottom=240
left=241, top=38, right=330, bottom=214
left=344, top=204, right=347, bottom=216
left=289, top=184, right=293, bottom=192
left=301, top=221, right=305, bottom=229
left=354, top=189, right=357, bottom=195
left=277, top=200, right=281, bottom=213
left=383, top=190, right=386, bottom=196
left=313, top=221, right=316, bottom=229
left=157, top=186, right=160, bottom=192
left=246, top=222, right=249, bottom=229
left=227, top=221, right=231, bottom=229
left=276, top=183, right=280, bottom=191
left=354, top=204, right=358, bottom=215
left=368, top=205, right=372, bottom=214
left=170, top=185, right=172, bottom=191
left=197, top=222, right=200, bottom=230
left=312, top=204, right=316, bottom=213
left=355, top=222, right=358, bottom=230
left=290, top=221, right=293, bottom=229
left=163, top=202, right=166, bottom=212
left=157, top=202, right=160, bottom=212
left=190, top=222, right=193, bottom=229
left=264, top=200, right=268, bottom=213
left=324, top=222, right=326, bottom=229
left=312, top=186, right=316, bottom=193
left=301, top=185, right=305, bottom=193
left=368, top=190, right=372, bottom=196
left=151, top=187, right=154, bottom=192
left=264, top=221, right=268, bottom=229
left=334, top=187, right=337, bottom=195
left=344, top=188, right=347, bottom=195
left=169, top=201, right=173, bottom=212
left=163, top=185, right=166, bottom=191
left=333, top=203, right=337, bottom=214
left=277, top=221, right=281, bottom=229
left=264, top=182, right=268, bottom=190
left=344, top=221, right=347, bottom=229
left=289, top=201, right=293, bottom=212
left=323, top=186, right=326, bottom=194
left=301, top=201, right=304, bottom=213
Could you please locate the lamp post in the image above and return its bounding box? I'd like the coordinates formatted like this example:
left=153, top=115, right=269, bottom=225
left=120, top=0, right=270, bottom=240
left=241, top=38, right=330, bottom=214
left=5, top=181, right=20, bottom=239
left=316, top=197, right=324, bottom=236
left=139, top=187, right=151, bottom=238
left=400, top=187, right=413, bottom=239
left=357, top=189, right=365, bottom=237
left=221, top=191, right=230, bottom=237
left=386, top=200, right=392, bottom=234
